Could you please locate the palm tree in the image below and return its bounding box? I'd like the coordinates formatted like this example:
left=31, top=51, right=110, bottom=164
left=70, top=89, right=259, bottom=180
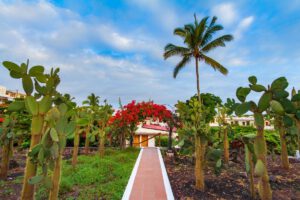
left=164, top=15, right=233, bottom=191
left=87, top=93, right=100, bottom=107
left=164, top=14, right=233, bottom=102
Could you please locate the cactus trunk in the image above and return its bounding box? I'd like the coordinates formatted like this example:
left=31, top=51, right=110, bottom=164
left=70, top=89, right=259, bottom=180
left=84, top=126, right=90, bottom=154
left=245, top=145, right=255, bottom=199
left=223, top=127, right=229, bottom=164
left=72, top=127, right=80, bottom=167
left=279, top=126, right=289, bottom=169
left=255, top=128, right=272, bottom=200
left=49, top=155, right=62, bottom=200
left=296, top=121, right=300, bottom=151
left=195, top=135, right=205, bottom=191
left=99, top=130, right=105, bottom=157
left=21, top=115, right=44, bottom=200
left=0, top=139, right=13, bottom=179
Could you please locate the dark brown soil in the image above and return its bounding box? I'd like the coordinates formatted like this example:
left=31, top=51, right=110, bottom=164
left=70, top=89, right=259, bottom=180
left=164, top=155, right=300, bottom=200
left=0, top=147, right=99, bottom=200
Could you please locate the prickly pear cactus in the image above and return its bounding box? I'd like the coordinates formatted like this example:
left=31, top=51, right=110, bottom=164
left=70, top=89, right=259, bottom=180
left=2, top=60, right=61, bottom=200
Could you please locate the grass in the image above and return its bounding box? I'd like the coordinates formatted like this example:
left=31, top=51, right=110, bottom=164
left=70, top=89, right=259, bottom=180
left=36, top=147, right=140, bottom=200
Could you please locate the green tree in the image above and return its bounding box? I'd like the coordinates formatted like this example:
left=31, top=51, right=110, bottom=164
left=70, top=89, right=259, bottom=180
left=176, top=93, right=221, bottom=190
left=164, top=15, right=233, bottom=102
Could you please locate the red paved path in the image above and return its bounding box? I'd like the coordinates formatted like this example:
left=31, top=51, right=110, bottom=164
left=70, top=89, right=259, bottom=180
left=129, top=148, right=167, bottom=200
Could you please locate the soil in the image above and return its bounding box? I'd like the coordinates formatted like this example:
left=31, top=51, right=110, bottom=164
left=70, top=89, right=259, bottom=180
left=0, top=147, right=99, bottom=200
left=164, top=154, right=300, bottom=200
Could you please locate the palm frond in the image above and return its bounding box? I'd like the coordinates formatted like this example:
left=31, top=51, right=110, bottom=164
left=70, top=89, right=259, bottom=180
left=201, top=25, right=224, bottom=46
left=164, top=44, right=190, bottom=59
left=174, top=27, right=186, bottom=38
left=201, top=34, right=233, bottom=52
left=202, top=55, right=228, bottom=75
left=195, top=16, right=209, bottom=45
left=173, top=56, right=191, bottom=78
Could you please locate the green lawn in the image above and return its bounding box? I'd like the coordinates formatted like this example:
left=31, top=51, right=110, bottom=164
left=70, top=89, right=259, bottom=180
left=36, top=148, right=139, bottom=200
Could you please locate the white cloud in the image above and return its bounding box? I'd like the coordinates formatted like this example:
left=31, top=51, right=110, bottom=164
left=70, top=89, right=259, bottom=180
left=211, top=3, right=237, bottom=26
left=234, top=16, right=254, bottom=39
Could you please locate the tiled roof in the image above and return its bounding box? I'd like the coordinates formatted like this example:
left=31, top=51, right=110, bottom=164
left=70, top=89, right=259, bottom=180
left=142, top=124, right=177, bottom=132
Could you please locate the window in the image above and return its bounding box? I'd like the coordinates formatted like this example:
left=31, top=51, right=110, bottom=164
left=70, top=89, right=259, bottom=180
left=247, top=121, right=250, bottom=126
left=242, top=121, right=246, bottom=126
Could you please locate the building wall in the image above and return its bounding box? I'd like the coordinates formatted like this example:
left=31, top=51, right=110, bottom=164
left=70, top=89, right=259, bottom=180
left=148, top=137, right=155, bottom=147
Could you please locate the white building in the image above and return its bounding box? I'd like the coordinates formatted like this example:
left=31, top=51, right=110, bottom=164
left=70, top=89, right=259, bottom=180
left=0, top=85, right=26, bottom=105
left=210, top=116, right=274, bottom=130
left=132, top=120, right=177, bottom=147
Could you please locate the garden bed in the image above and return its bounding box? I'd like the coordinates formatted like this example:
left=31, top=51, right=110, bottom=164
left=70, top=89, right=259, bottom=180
left=0, top=147, right=139, bottom=200
left=164, top=154, right=300, bottom=200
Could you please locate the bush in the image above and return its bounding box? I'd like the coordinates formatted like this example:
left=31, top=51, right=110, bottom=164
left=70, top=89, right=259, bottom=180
left=155, top=136, right=169, bottom=147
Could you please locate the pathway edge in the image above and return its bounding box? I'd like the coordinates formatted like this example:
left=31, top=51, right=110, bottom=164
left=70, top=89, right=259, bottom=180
left=157, top=148, right=175, bottom=200
left=122, top=148, right=144, bottom=200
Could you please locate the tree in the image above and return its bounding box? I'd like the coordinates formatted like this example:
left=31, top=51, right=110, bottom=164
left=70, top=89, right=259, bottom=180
left=176, top=93, right=222, bottom=190
left=2, top=60, right=60, bottom=200
left=163, top=15, right=233, bottom=102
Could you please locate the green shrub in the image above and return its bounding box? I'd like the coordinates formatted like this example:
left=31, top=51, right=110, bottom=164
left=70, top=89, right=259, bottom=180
left=155, top=136, right=169, bottom=147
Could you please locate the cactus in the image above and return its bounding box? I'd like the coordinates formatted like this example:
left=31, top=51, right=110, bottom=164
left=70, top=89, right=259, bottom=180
left=235, top=76, right=273, bottom=199
left=95, top=102, right=113, bottom=157
left=0, top=100, right=30, bottom=179
left=2, top=60, right=61, bottom=200
left=0, top=115, right=15, bottom=179
left=241, top=133, right=256, bottom=199
left=72, top=110, right=88, bottom=167
left=291, top=88, right=300, bottom=152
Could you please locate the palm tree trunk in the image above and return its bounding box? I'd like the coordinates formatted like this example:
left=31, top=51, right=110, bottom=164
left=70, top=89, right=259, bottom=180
left=195, top=57, right=201, bottom=102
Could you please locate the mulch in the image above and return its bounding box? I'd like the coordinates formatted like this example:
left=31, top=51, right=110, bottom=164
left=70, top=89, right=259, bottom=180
left=164, top=154, right=300, bottom=200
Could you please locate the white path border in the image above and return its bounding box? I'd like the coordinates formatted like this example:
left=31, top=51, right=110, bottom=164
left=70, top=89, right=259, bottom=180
left=157, top=147, right=175, bottom=200
left=122, top=148, right=144, bottom=200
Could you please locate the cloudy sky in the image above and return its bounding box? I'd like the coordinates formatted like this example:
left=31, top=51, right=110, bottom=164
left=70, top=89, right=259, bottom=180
left=0, top=0, right=299, bottom=107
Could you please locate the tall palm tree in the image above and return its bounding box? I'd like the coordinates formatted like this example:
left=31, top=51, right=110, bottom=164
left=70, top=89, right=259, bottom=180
left=164, top=15, right=233, bottom=102
left=164, top=15, right=233, bottom=191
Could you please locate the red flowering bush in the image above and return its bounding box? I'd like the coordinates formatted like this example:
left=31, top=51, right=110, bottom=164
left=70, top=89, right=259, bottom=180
left=109, top=100, right=172, bottom=127
left=109, top=101, right=173, bottom=147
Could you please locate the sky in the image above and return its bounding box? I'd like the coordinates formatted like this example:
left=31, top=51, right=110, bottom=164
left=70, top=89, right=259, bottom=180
left=0, top=0, right=300, bottom=108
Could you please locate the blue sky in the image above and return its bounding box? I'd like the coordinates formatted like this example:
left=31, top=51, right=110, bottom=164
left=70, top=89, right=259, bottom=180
left=0, top=0, right=299, bottom=107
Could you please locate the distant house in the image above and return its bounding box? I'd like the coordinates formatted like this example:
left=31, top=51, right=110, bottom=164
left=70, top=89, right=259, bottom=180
left=0, top=85, right=26, bottom=105
left=210, top=116, right=274, bottom=130
left=132, top=120, right=177, bottom=147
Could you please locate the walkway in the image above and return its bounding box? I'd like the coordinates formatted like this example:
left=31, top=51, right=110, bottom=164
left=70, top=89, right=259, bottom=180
left=122, top=147, right=174, bottom=200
